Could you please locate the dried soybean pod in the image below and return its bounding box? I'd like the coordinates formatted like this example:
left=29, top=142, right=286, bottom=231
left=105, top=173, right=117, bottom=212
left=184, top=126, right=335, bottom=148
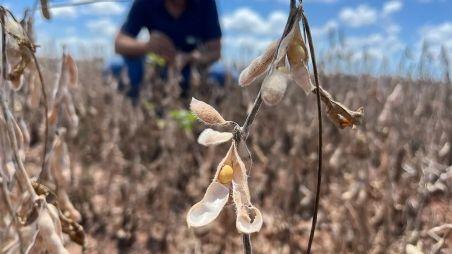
left=239, top=41, right=278, bottom=87
left=65, top=54, right=78, bottom=87
left=261, top=68, right=289, bottom=106
left=190, top=97, right=226, bottom=125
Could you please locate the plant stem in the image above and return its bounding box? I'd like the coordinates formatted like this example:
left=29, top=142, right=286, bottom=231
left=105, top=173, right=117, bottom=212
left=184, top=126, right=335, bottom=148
left=30, top=52, right=50, bottom=181
left=44, top=0, right=129, bottom=10
left=241, top=91, right=262, bottom=141
left=242, top=234, right=252, bottom=254
left=238, top=4, right=304, bottom=254
left=301, top=10, right=323, bottom=254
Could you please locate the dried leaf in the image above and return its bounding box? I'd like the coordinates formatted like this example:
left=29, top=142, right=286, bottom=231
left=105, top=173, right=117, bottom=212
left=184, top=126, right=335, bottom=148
left=59, top=210, right=85, bottom=246
left=262, top=68, right=289, bottom=106
left=190, top=97, right=226, bottom=125
left=239, top=41, right=278, bottom=87
left=319, top=88, right=364, bottom=128
left=32, top=181, right=58, bottom=205
left=197, top=128, right=233, bottom=146
left=32, top=181, right=85, bottom=245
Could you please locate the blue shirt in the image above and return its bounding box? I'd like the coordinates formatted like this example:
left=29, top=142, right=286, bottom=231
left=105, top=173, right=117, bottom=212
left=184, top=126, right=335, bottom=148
left=121, top=0, right=222, bottom=53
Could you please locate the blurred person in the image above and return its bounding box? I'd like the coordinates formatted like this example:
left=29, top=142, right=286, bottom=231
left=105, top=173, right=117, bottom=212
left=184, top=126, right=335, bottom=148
left=114, top=0, right=222, bottom=102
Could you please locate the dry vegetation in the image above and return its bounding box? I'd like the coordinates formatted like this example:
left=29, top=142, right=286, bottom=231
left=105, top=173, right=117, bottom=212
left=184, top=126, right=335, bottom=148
left=4, top=60, right=451, bottom=253
left=1, top=1, right=451, bottom=254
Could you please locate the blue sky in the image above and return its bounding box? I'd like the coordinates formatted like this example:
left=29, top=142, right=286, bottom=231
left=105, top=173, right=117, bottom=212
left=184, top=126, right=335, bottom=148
left=1, top=0, right=451, bottom=74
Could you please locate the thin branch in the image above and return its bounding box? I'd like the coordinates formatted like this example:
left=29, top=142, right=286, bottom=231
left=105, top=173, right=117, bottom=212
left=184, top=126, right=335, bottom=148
left=29, top=52, right=50, bottom=181
left=242, top=234, right=252, bottom=254
left=301, top=10, right=323, bottom=254
left=241, top=91, right=262, bottom=141
left=40, top=0, right=130, bottom=10
left=1, top=8, right=6, bottom=82
left=290, top=0, right=296, bottom=10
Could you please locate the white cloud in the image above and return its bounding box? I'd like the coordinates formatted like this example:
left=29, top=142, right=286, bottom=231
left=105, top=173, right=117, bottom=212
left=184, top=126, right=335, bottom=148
left=386, top=24, right=401, bottom=35
left=50, top=1, right=125, bottom=18
left=312, top=20, right=338, bottom=37
left=82, top=2, right=125, bottom=15
left=383, top=1, right=403, bottom=16
left=339, top=5, right=377, bottom=27
left=221, top=8, right=288, bottom=62
left=221, top=8, right=286, bottom=36
left=347, top=34, right=384, bottom=48
left=343, top=33, right=404, bottom=61
left=51, top=6, right=78, bottom=19
left=420, top=22, right=452, bottom=53
left=86, top=19, right=117, bottom=37
left=306, top=0, right=338, bottom=3
left=223, top=35, right=272, bottom=51
left=253, top=0, right=338, bottom=5
left=421, top=22, right=452, bottom=42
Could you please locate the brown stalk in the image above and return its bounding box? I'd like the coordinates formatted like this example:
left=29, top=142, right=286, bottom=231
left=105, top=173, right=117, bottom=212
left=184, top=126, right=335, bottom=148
left=42, top=0, right=129, bottom=10
left=30, top=51, right=50, bottom=181
left=301, top=9, right=323, bottom=254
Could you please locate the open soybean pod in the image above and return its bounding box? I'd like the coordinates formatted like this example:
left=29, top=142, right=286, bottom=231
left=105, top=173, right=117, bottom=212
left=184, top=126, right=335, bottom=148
left=261, top=68, right=290, bottom=106
left=1, top=8, right=31, bottom=45
left=40, top=0, right=51, bottom=20
left=287, top=21, right=314, bottom=94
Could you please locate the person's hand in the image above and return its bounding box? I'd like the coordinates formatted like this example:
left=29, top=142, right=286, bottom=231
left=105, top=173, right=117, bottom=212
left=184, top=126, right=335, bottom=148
left=189, top=50, right=203, bottom=64
left=175, top=52, right=191, bottom=71
left=146, top=31, right=176, bottom=64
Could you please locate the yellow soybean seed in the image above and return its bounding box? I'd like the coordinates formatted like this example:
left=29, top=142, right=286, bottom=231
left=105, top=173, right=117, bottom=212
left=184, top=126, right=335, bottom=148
left=218, top=165, right=234, bottom=184
left=287, top=43, right=306, bottom=66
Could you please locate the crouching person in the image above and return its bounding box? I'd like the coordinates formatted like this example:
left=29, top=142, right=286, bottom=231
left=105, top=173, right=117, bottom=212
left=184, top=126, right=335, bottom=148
left=114, top=0, right=222, bottom=103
